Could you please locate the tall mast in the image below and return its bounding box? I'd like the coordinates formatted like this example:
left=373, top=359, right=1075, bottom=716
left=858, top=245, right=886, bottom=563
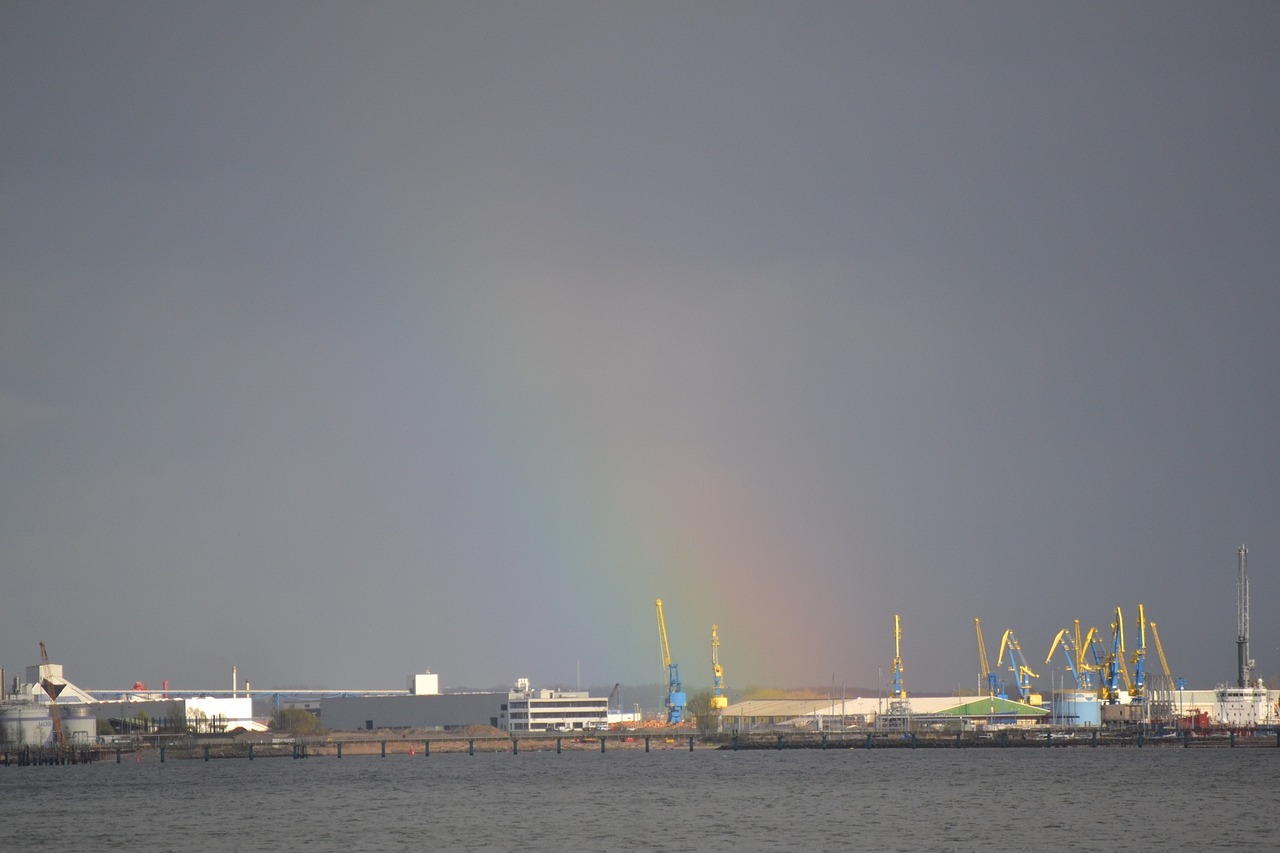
left=1237, top=545, right=1252, bottom=688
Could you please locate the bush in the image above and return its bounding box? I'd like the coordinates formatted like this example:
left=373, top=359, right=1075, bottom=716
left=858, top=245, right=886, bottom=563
left=270, top=708, right=323, bottom=736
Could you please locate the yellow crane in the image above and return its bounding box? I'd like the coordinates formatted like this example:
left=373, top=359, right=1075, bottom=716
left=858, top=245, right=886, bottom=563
left=890, top=614, right=906, bottom=699
left=711, top=625, right=728, bottom=710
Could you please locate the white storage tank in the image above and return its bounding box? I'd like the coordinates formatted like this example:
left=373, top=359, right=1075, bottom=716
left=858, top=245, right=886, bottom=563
left=0, top=702, right=54, bottom=746
left=62, top=704, right=97, bottom=744
left=1049, top=690, right=1101, bottom=727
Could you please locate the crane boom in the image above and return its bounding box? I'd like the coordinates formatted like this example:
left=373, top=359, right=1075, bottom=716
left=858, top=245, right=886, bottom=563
left=976, top=619, right=991, bottom=684
left=1149, top=620, right=1177, bottom=693
left=656, top=599, right=672, bottom=671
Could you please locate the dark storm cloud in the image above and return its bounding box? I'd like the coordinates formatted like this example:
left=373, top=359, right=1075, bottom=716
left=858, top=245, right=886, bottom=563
left=2, top=2, right=1278, bottom=696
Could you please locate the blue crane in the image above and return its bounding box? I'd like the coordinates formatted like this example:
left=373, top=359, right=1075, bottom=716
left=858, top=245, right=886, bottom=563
left=655, top=599, right=686, bottom=724
left=1100, top=607, right=1129, bottom=704
left=997, top=629, right=1040, bottom=704
left=1046, top=620, right=1103, bottom=690
left=1129, top=604, right=1147, bottom=703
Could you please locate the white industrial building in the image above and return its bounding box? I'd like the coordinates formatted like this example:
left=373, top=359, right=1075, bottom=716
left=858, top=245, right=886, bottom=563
left=90, top=693, right=263, bottom=734
left=500, top=680, right=609, bottom=732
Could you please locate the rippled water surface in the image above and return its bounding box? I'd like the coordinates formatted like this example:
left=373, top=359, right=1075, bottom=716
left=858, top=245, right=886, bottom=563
left=4, top=747, right=1278, bottom=851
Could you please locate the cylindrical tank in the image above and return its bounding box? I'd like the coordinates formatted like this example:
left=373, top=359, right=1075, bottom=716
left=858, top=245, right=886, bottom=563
left=62, top=704, right=97, bottom=744
left=1050, top=690, right=1101, bottom=727
left=0, top=702, right=54, bottom=746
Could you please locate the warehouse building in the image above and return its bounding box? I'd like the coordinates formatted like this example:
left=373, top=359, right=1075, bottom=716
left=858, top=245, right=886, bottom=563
left=321, top=692, right=505, bottom=731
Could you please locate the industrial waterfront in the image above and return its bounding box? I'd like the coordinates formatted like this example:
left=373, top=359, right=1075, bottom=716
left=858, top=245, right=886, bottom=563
left=4, top=546, right=1275, bottom=758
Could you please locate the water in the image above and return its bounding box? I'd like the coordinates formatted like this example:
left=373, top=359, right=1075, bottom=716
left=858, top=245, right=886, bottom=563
left=3, top=748, right=1278, bottom=851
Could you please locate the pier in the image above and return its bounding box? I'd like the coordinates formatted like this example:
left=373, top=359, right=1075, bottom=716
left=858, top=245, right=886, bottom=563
left=8, top=726, right=1280, bottom=765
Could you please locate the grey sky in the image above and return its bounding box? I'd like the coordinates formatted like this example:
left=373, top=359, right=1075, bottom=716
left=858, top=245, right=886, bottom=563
left=2, top=2, right=1278, bottom=699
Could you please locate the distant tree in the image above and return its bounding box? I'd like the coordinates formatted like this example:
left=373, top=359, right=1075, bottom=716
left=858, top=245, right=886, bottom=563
left=182, top=708, right=209, bottom=733
left=686, top=689, right=718, bottom=732
left=270, top=708, right=323, bottom=736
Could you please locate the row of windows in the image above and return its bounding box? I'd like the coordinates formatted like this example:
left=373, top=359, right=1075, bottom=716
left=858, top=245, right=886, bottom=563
left=504, top=701, right=604, bottom=717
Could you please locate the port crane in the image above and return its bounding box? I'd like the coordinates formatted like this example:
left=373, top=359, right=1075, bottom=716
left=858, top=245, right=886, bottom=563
left=1148, top=618, right=1186, bottom=714
left=1148, top=620, right=1178, bottom=694
left=890, top=614, right=907, bottom=700
left=1082, top=625, right=1108, bottom=680
left=1072, top=620, right=1101, bottom=689
left=710, top=625, right=728, bottom=710
left=996, top=629, right=1039, bottom=704
left=655, top=599, right=686, bottom=724
left=1045, top=626, right=1087, bottom=690
left=1128, top=604, right=1148, bottom=703
left=1069, top=620, right=1101, bottom=689
left=975, top=619, right=1006, bottom=699
left=1100, top=607, right=1134, bottom=704
left=38, top=642, right=67, bottom=749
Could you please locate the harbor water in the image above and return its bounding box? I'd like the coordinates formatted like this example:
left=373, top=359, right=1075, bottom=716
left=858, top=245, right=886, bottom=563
left=3, top=747, right=1277, bottom=851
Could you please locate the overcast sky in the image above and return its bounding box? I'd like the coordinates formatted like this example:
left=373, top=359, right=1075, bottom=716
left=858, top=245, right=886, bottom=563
left=3, top=2, right=1278, bottom=702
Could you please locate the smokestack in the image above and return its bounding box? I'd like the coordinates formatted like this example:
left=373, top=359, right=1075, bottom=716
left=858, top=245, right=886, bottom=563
left=232, top=665, right=237, bottom=697
left=1237, top=545, right=1251, bottom=688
